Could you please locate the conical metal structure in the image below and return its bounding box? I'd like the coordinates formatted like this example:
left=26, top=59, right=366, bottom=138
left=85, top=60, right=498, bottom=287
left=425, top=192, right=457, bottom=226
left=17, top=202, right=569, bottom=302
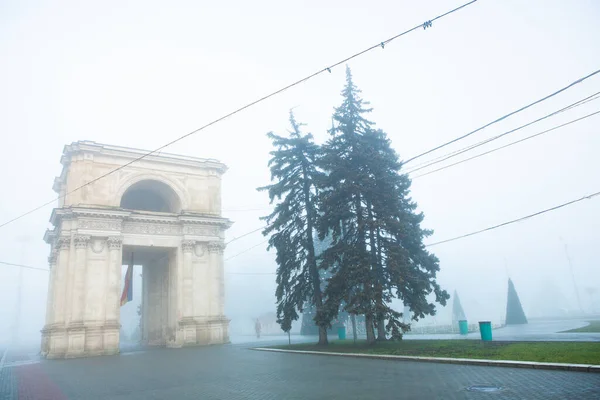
left=505, top=278, right=528, bottom=325
left=452, top=290, right=467, bottom=323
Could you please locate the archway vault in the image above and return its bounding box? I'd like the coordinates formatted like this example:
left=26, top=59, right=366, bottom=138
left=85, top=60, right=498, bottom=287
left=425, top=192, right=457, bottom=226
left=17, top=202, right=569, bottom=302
left=120, top=179, right=181, bottom=213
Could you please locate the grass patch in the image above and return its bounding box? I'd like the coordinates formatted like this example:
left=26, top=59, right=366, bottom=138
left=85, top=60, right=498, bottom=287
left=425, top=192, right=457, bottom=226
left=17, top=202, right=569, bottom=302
left=561, top=321, right=600, bottom=333
left=270, top=340, right=600, bottom=365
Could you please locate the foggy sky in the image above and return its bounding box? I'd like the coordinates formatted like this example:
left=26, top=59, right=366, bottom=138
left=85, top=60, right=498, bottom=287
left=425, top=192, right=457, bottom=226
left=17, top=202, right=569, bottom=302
left=1, top=0, right=599, bottom=343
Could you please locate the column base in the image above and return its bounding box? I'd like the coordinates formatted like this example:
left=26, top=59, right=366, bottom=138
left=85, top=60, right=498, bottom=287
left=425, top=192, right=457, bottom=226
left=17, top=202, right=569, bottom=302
left=41, top=324, right=67, bottom=359
left=41, top=321, right=120, bottom=359
left=178, top=316, right=230, bottom=346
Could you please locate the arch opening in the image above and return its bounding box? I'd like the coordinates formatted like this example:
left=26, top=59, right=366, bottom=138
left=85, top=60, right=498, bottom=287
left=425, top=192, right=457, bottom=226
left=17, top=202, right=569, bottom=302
left=120, top=180, right=181, bottom=213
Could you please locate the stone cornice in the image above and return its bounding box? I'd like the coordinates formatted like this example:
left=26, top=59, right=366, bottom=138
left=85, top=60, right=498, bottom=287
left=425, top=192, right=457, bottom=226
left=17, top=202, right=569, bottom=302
left=178, top=214, right=232, bottom=228
left=62, top=141, right=227, bottom=175
left=55, top=207, right=231, bottom=225
left=128, top=213, right=181, bottom=225
left=50, top=207, right=131, bottom=225
left=50, top=207, right=233, bottom=236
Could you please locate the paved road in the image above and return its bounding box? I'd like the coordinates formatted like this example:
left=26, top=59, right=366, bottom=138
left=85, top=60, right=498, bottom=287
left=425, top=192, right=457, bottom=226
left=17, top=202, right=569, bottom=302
left=1, top=341, right=600, bottom=400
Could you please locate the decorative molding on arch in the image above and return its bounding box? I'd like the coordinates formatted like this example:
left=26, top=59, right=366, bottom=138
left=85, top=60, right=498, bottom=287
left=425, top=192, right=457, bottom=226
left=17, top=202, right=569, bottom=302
left=114, top=172, right=189, bottom=211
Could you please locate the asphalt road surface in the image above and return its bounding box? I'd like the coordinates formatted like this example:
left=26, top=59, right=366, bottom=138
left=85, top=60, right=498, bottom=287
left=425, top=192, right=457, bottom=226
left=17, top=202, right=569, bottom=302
left=1, top=341, right=599, bottom=400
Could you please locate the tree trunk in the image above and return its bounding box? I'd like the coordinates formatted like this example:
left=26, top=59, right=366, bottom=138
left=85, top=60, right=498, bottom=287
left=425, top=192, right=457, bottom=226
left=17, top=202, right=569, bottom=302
left=367, top=199, right=386, bottom=342
left=301, top=161, right=328, bottom=346
left=351, top=314, right=357, bottom=343
left=318, top=325, right=328, bottom=346
left=376, top=315, right=386, bottom=341
left=365, top=313, right=376, bottom=344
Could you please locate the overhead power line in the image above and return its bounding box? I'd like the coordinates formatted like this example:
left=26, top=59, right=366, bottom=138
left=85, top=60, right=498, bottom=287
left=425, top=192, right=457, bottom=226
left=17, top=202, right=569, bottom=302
left=226, top=271, right=276, bottom=275
left=426, top=190, right=600, bottom=247
left=223, top=207, right=272, bottom=213
left=413, top=109, right=600, bottom=179
left=406, top=91, right=600, bottom=174
left=405, top=92, right=600, bottom=171
left=0, top=0, right=479, bottom=231
left=0, top=261, right=49, bottom=272
left=225, top=226, right=266, bottom=245
left=224, top=239, right=269, bottom=261
left=5, top=189, right=600, bottom=274
left=224, top=188, right=600, bottom=268
left=403, top=68, right=600, bottom=164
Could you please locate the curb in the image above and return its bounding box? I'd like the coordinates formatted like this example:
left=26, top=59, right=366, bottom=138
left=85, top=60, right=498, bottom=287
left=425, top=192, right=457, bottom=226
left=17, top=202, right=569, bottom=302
left=252, top=347, right=600, bottom=373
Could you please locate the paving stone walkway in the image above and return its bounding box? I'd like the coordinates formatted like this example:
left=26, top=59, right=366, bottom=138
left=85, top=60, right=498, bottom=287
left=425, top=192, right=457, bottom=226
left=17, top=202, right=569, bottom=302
left=1, top=342, right=599, bottom=399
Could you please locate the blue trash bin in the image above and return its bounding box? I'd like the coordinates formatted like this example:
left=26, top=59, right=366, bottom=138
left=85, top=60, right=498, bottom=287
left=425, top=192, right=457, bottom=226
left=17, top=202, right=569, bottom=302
left=478, top=321, right=492, bottom=341
left=337, top=326, right=346, bottom=340
left=458, top=320, right=468, bottom=335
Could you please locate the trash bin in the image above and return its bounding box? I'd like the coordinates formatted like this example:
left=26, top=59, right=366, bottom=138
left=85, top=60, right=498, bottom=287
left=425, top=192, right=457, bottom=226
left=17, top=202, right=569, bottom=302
left=478, top=321, right=492, bottom=341
left=337, top=326, right=346, bottom=340
left=458, top=320, right=469, bottom=335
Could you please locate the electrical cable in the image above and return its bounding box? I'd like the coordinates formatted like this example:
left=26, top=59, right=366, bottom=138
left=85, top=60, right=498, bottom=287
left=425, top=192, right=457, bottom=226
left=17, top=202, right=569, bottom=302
left=412, top=109, right=600, bottom=179
left=406, top=91, right=600, bottom=174
left=0, top=0, right=479, bottom=230
left=404, top=69, right=600, bottom=164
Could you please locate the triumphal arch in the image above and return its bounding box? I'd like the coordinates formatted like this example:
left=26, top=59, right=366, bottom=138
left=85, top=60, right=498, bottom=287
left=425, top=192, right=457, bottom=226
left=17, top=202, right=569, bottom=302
left=41, top=141, right=231, bottom=358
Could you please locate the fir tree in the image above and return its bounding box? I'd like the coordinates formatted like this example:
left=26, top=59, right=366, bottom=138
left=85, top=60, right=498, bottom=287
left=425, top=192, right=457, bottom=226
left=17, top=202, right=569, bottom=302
left=317, top=66, right=449, bottom=343
left=317, top=67, right=378, bottom=342
left=300, top=235, right=349, bottom=335
left=258, top=111, right=329, bottom=345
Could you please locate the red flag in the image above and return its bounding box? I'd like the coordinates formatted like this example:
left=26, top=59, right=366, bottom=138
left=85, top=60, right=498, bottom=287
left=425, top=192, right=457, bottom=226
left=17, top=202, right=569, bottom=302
left=120, top=253, right=133, bottom=306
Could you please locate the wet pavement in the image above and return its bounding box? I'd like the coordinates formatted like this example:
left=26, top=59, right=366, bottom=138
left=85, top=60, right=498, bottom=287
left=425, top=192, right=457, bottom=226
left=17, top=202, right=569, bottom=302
left=1, top=319, right=599, bottom=399
left=1, top=338, right=599, bottom=400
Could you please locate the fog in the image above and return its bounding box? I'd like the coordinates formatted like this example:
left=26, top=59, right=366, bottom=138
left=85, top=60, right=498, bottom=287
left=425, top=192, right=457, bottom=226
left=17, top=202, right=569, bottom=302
left=1, top=0, right=599, bottom=346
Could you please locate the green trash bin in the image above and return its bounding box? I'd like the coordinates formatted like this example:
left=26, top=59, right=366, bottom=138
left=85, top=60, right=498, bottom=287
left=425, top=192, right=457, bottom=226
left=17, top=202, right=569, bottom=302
left=478, top=321, right=492, bottom=341
left=337, top=326, right=346, bottom=340
left=458, top=320, right=468, bottom=335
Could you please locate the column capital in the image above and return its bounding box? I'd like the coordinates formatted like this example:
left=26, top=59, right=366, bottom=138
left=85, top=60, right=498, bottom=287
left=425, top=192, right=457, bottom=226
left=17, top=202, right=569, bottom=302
left=56, top=237, right=70, bottom=250
left=74, top=235, right=91, bottom=249
left=107, top=236, right=123, bottom=250
left=208, top=241, right=226, bottom=254
left=182, top=240, right=196, bottom=253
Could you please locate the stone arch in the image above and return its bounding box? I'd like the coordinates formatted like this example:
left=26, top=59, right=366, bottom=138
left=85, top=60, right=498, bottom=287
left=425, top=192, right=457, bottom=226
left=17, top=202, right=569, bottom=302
left=116, top=174, right=188, bottom=213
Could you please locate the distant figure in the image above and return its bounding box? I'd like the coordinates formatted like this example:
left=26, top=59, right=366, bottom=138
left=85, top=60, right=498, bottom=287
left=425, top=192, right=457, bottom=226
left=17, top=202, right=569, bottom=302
left=255, top=319, right=262, bottom=339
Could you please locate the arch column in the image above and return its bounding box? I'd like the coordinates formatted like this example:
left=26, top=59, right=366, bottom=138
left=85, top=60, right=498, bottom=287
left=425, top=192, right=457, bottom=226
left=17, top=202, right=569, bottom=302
left=41, top=237, right=71, bottom=358
left=44, top=251, right=58, bottom=326
left=208, top=241, right=228, bottom=344
left=178, top=240, right=198, bottom=345
left=41, top=250, right=57, bottom=355
left=65, top=235, right=91, bottom=358
left=208, top=242, right=226, bottom=317
left=103, top=236, right=122, bottom=355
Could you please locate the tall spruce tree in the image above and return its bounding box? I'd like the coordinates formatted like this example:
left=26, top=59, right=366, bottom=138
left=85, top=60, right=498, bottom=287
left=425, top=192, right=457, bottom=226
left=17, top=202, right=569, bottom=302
left=316, top=67, right=377, bottom=342
left=317, top=66, right=449, bottom=343
left=258, top=111, right=329, bottom=345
